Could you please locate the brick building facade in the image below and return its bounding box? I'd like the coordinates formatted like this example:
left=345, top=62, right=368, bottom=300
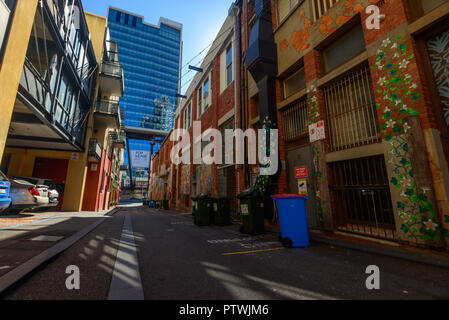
left=150, top=0, right=449, bottom=250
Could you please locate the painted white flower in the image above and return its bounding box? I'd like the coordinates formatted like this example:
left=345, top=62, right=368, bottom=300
left=383, top=106, right=391, bottom=114
left=377, top=49, right=383, bottom=55
left=401, top=177, right=412, bottom=187
left=386, top=119, right=396, bottom=128
left=410, top=82, right=418, bottom=89
left=378, top=77, right=387, bottom=86
left=376, top=61, right=384, bottom=70
left=393, top=52, right=400, bottom=59
left=403, top=122, right=411, bottom=133
left=388, top=157, right=395, bottom=164
left=384, top=94, right=390, bottom=100
left=395, top=99, right=402, bottom=106
left=404, top=74, right=412, bottom=81
left=424, top=219, right=438, bottom=232
left=403, top=214, right=412, bottom=223
left=382, top=38, right=391, bottom=47
left=399, top=59, right=410, bottom=69
left=391, top=42, right=398, bottom=49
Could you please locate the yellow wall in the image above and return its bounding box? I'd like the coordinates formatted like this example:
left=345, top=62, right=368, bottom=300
left=85, top=12, right=107, bottom=61
left=0, top=0, right=39, bottom=160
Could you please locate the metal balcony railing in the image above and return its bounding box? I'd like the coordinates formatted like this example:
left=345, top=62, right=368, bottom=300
left=95, top=99, right=120, bottom=115
left=88, top=138, right=102, bottom=162
left=104, top=40, right=120, bottom=63
left=100, top=60, right=123, bottom=78
left=110, top=130, right=126, bottom=149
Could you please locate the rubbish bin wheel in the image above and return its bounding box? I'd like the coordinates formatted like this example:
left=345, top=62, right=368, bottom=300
left=281, top=237, right=293, bottom=248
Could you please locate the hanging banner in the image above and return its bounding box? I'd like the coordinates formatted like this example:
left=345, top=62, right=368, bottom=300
left=130, top=150, right=150, bottom=169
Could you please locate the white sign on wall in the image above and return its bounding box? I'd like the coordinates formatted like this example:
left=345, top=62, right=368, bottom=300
left=130, top=150, right=150, bottom=169
left=309, top=120, right=326, bottom=143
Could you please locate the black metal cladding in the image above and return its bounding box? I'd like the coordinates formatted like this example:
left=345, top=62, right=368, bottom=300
left=245, top=0, right=279, bottom=187
left=246, top=0, right=277, bottom=81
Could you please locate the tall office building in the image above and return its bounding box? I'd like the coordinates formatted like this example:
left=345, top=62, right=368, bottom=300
left=107, top=7, right=182, bottom=185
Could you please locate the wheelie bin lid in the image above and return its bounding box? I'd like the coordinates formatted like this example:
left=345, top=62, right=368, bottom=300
left=198, top=193, right=212, bottom=199
left=237, top=186, right=261, bottom=199
left=271, top=194, right=310, bottom=200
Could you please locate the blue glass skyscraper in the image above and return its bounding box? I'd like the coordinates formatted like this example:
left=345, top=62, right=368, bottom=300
left=107, top=7, right=182, bottom=183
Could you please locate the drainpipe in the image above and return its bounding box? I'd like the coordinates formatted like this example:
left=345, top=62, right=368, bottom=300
left=231, top=3, right=241, bottom=195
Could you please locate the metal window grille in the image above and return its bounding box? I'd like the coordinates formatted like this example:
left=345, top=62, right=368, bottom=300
left=312, top=0, right=339, bottom=22
left=329, top=155, right=397, bottom=241
left=281, top=98, right=308, bottom=141
left=324, top=65, right=380, bottom=152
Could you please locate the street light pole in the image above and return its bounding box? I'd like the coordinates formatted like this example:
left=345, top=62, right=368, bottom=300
left=148, top=138, right=156, bottom=200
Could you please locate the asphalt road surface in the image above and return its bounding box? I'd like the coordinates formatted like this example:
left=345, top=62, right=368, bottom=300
left=2, top=204, right=449, bottom=300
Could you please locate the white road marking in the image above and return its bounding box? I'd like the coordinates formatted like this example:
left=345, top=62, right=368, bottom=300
left=108, top=213, right=144, bottom=300
left=28, top=236, right=64, bottom=242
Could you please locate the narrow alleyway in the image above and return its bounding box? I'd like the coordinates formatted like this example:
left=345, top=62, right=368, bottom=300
left=2, top=204, right=448, bottom=300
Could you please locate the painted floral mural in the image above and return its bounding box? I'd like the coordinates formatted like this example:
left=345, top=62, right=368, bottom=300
left=279, top=0, right=378, bottom=54
left=373, top=35, right=441, bottom=244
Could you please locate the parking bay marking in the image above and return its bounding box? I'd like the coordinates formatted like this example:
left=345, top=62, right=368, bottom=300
left=222, top=247, right=285, bottom=256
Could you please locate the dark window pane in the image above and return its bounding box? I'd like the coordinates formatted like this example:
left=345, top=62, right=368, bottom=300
left=323, top=25, right=365, bottom=72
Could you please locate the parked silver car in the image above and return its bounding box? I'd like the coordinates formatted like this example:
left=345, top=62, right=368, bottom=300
left=6, top=178, right=49, bottom=214
left=14, top=177, right=59, bottom=208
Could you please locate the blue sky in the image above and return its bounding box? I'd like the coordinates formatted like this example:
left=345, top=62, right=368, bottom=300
left=82, top=0, right=235, bottom=92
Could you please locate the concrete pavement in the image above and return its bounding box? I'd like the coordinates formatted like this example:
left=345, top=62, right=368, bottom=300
left=1, top=204, right=448, bottom=300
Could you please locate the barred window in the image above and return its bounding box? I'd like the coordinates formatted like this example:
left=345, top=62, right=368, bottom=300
left=324, top=65, right=380, bottom=151
left=281, top=98, right=308, bottom=142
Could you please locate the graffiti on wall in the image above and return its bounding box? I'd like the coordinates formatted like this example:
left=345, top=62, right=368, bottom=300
left=279, top=0, right=379, bottom=54
left=427, top=29, right=449, bottom=130
left=180, top=165, right=191, bottom=195
left=374, top=35, right=441, bottom=244
left=200, top=164, right=212, bottom=195
left=426, top=28, right=449, bottom=240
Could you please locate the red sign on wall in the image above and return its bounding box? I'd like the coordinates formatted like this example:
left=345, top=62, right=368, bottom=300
left=295, top=166, right=308, bottom=179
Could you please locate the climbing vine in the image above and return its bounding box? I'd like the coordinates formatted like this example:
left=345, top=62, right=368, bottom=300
left=256, top=116, right=278, bottom=197
left=374, top=35, right=440, bottom=243
left=307, top=85, right=325, bottom=222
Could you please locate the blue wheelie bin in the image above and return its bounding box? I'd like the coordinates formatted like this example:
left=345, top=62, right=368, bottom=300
left=271, top=194, right=310, bottom=248
left=149, top=200, right=155, bottom=208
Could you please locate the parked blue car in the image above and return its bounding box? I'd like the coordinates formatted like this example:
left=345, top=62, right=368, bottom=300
left=0, top=171, right=11, bottom=213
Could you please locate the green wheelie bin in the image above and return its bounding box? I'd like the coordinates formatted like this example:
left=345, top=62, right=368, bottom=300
left=163, top=200, right=169, bottom=210
left=212, top=197, right=231, bottom=226
left=238, top=186, right=265, bottom=235
left=194, top=194, right=213, bottom=226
